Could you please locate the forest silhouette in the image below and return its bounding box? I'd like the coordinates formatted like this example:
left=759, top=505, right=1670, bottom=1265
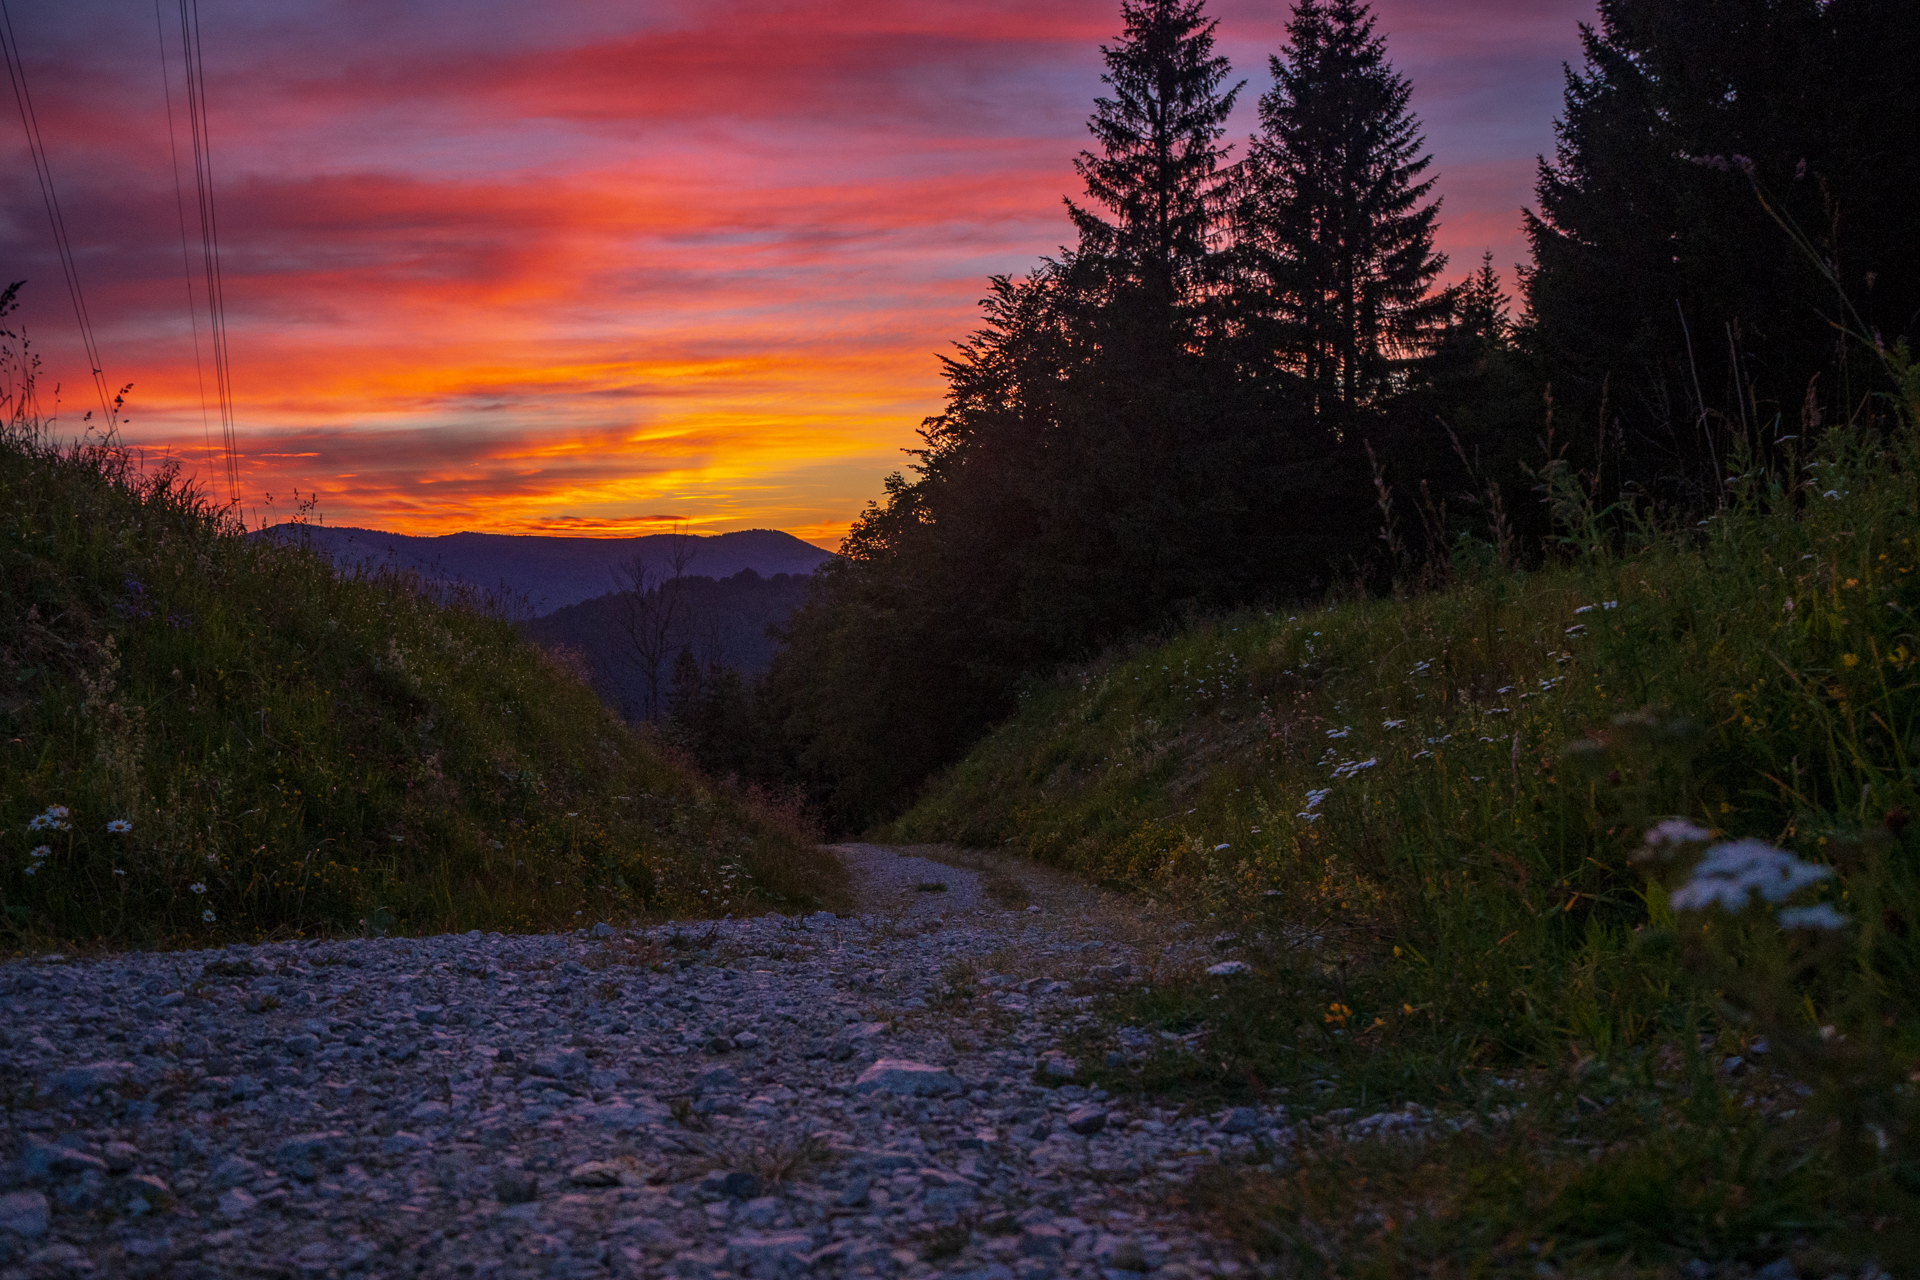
left=653, top=0, right=1920, bottom=829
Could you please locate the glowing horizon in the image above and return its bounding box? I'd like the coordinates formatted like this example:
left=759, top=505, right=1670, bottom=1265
left=2, top=0, right=1596, bottom=551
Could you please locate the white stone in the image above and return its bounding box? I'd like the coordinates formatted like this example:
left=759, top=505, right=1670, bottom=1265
left=852, top=1058, right=962, bottom=1096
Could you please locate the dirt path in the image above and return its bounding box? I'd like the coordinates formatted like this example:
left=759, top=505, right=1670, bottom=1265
left=0, top=844, right=1286, bottom=1280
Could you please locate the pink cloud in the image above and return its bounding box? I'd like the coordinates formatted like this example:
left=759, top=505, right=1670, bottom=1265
left=4, top=0, right=1593, bottom=542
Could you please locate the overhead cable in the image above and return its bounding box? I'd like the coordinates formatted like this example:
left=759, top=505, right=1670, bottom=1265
left=175, top=0, right=239, bottom=504
left=155, top=0, right=218, bottom=484
left=0, top=0, right=116, bottom=426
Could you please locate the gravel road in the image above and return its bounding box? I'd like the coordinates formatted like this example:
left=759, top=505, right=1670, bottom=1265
left=0, top=844, right=1301, bottom=1280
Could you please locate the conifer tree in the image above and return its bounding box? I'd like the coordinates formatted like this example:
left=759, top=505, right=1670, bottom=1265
left=1068, top=0, right=1242, bottom=302
left=1524, top=0, right=1920, bottom=495
left=1240, top=0, right=1449, bottom=424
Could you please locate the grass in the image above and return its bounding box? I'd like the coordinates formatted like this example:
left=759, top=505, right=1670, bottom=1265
left=891, top=360, right=1920, bottom=1269
left=1193, top=1069, right=1855, bottom=1278
left=0, top=344, right=846, bottom=948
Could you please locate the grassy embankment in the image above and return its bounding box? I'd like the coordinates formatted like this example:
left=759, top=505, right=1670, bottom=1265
left=894, top=370, right=1920, bottom=1272
left=0, top=416, right=845, bottom=949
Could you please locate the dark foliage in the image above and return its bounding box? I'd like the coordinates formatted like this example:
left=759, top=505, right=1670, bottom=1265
left=1523, top=0, right=1920, bottom=500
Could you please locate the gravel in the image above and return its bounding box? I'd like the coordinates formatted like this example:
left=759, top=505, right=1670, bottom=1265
left=0, top=844, right=1297, bottom=1279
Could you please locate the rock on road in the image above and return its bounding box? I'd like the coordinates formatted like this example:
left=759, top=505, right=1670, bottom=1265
left=0, top=844, right=1299, bottom=1279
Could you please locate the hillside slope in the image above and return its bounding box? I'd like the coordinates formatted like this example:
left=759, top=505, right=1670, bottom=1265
left=1, top=429, right=844, bottom=947
left=891, top=409, right=1920, bottom=1263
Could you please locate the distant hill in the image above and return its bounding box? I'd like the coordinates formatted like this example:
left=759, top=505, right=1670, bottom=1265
left=262, top=525, right=834, bottom=616
left=522, top=569, right=812, bottom=716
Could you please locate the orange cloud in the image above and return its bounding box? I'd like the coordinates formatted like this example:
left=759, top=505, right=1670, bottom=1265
left=5, top=0, right=1591, bottom=545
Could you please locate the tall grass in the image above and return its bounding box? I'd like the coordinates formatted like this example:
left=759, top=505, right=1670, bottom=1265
left=1, top=324, right=843, bottom=948
left=893, top=356, right=1920, bottom=1267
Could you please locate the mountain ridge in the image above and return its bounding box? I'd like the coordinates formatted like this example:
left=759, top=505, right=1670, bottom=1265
left=263, top=524, right=834, bottom=616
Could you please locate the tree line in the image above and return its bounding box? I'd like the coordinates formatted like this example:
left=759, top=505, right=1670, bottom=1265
left=670, top=0, right=1919, bottom=829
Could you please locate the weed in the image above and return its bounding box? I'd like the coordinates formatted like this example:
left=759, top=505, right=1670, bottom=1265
left=929, top=957, right=979, bottom=1010
left=978, top=868, right=1031, bottom=908
left=199, top=959, right=260, bottom=979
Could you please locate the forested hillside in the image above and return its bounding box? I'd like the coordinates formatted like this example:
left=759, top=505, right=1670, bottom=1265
left=520, top=569, right=812, bottom=715
left=750, top=0, right=1920, bottom=829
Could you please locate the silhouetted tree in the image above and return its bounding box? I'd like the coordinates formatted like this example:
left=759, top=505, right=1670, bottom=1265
left=1068, top=0, right=1242, bottom=304
left=611, top=525, right=695, bottom=719
left=1524, top=0, right=1920, bottom=498
left=1238, top=0, right=1450, bottom=428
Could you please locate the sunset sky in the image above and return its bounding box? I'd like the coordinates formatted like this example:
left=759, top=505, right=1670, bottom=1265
left=3, top=0, right=1596, bottom=549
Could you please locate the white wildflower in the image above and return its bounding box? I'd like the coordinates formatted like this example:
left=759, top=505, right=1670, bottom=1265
left=203, top=910, right=216, bottom=923
left=1776, top=903, right=1848, bottom=931
left=106, top=819, right=132, bottom=834
left=29, top=845, right=49, bottom=860
left=1303, top=788, right=1332, bottom=810
left=1668, top=839, right=1832, bottom=911
left=189, top=882, right=207, bottom=895
left=1295, top=812, right=1322, bottom=823
left=1382, top=719, right=1405, bottom=729
left=1327, top=727, right=1352, bottom=739
left=1639, top=817, right=1714, bottom=859
left=27, top=805, right=70, bottom=832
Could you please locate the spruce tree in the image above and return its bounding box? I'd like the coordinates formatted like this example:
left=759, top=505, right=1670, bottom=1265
left=1068, top=0, right=1242, bottom=302
left=1240, top=0, right=1449, bottom=425
left=1524, top=0, right=1920, bottom=497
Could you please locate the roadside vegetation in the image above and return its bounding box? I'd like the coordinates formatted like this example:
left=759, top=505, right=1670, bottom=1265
left=0, top=311, right=845, bottom=949
left=893, top=357, right=1920, bottom=1271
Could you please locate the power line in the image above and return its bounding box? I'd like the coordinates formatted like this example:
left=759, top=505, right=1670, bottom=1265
left=154, top=0, right=218, bottom=485
left=176, top=0, right=240, bottom=505
left=0, top=0, right=116, bottom=427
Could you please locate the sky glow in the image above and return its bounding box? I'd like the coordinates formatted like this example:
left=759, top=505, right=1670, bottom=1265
left=2, top=0, right=1596, bottom=548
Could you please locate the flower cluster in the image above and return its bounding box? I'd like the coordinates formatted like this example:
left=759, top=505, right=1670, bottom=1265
left=24, top=845, right=50, bottom=876
left=1669, top=839, right=1833, bottom=910
left=1641, top=819, right=1848, bottom=931
left=26, top=805, right=70, bottom=832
